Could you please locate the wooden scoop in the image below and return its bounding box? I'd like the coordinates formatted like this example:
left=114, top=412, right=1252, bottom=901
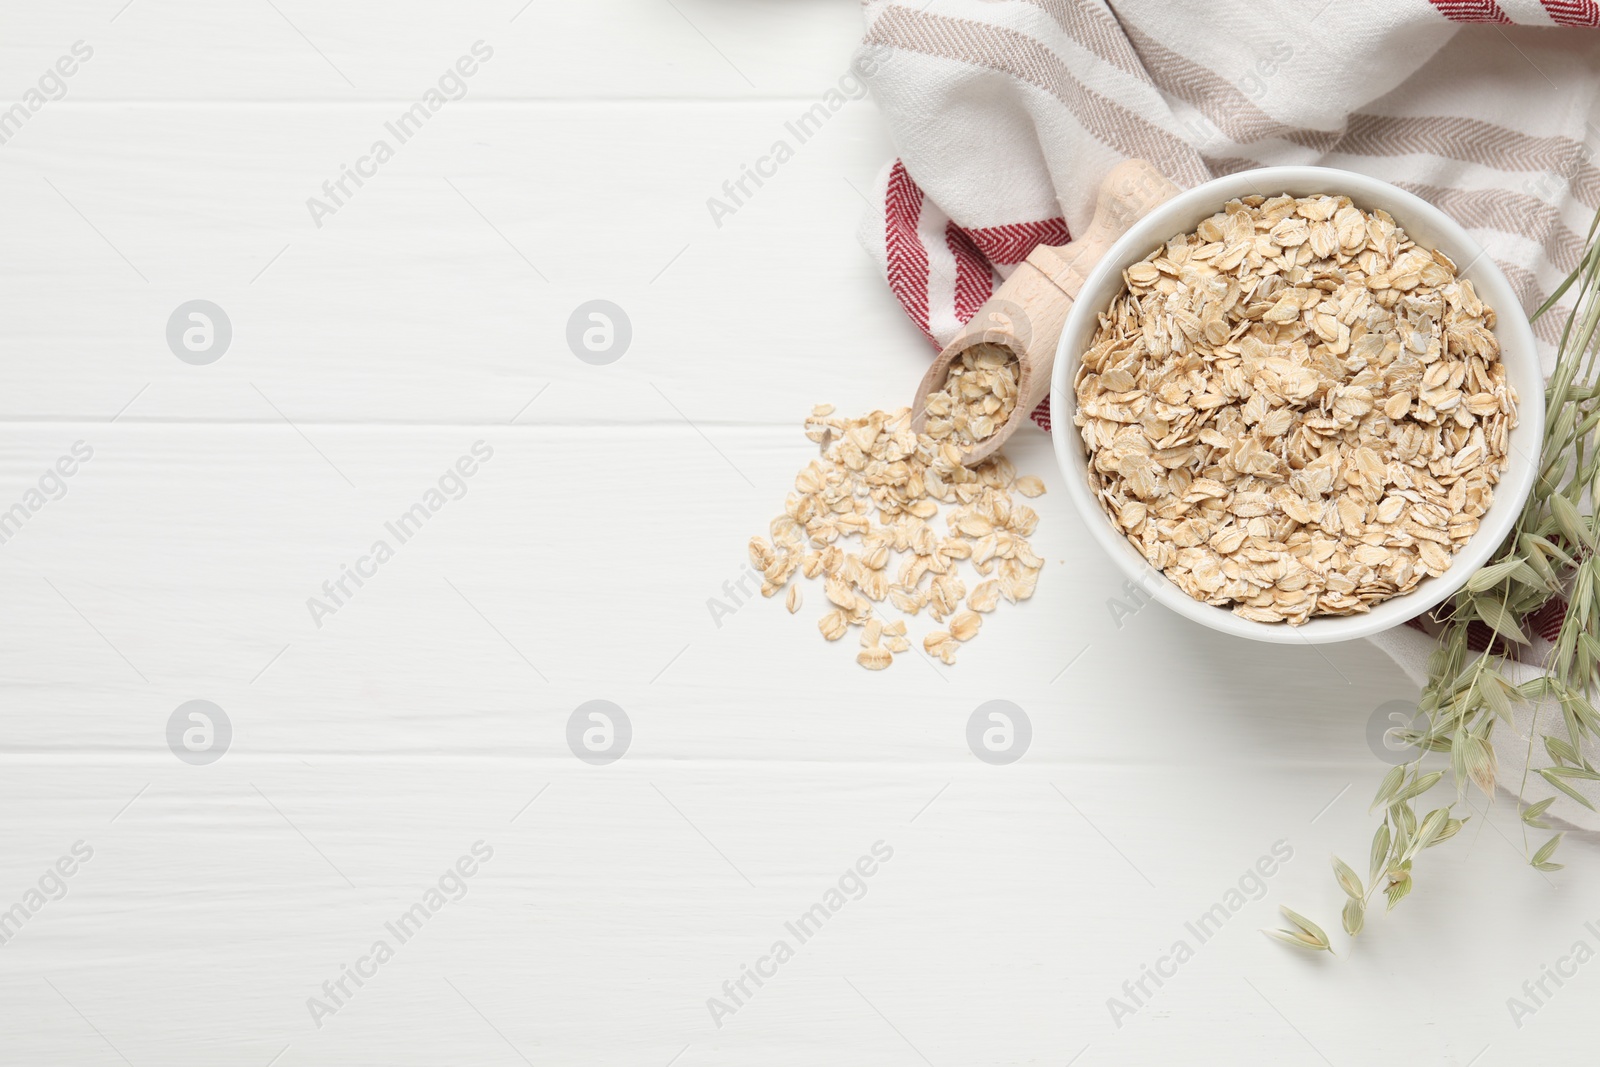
left=910, top=158, right=1182, bottom=466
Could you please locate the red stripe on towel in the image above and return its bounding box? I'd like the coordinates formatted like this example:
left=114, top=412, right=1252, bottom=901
left=954, top=218, right=1072, bottom=266
left=885, top=160, right=933, bottom=344
left=1428, top=0, right=1513, bottom=21
left=946, top=221, right=994, bottom=327
left=1540, top=0, right=1600, bottom=24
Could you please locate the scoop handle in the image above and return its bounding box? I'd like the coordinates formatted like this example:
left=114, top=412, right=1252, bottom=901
left=911, top=159, right=1181, bottom=466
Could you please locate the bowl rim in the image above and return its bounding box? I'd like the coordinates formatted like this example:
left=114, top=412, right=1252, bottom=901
left=1048, top=164, right=1546, bottom=645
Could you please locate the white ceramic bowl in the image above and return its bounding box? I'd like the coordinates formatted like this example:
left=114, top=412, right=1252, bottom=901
left=1050, top=166, right=1544, bottom=644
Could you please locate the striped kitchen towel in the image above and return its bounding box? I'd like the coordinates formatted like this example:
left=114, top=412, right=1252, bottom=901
left=854, top=0, right=1600, bottom=824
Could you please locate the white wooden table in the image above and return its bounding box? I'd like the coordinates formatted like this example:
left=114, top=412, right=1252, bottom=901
left=2, top=3, right=1594, bottom=1064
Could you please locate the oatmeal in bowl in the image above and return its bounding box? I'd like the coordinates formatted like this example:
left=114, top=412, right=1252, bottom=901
left=1050, top=167, right=1544, bottom=644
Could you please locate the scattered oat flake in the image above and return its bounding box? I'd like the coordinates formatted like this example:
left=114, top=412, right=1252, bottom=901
left=924, top=630, right=958, bottom=665
left=756, top=399, right=1048, bottom=668
left=818, top=611, right=847, bottom=641
left=950, top=611, right=981, bottom=641
left=857, top=646, right=893, bottom=670
left=968, top=580, right=1001, bottom=613
left=1014, top=476, right=1047, bottom=497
